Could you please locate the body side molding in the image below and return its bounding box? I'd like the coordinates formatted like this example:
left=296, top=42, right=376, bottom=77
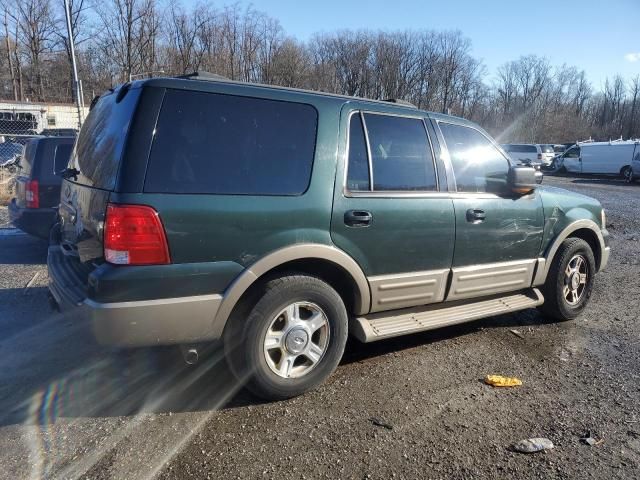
left=368, top=269, right=449, bottom=313
left=212, top=244, right=371, bottom=336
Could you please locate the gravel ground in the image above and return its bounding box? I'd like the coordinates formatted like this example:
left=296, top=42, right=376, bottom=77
left=0, top=175, right=638, bottom=479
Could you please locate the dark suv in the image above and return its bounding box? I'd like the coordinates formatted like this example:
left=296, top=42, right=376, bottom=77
left=48, top=76, right=609, bottom=400
left=9, top=136, right=75, bottom=238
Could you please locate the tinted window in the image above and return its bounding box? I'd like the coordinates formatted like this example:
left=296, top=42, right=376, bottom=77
left=508, top=144, right=537, bottom=153
left=439, top=122, right=510, bottom=193
left=18, top=140, right=36, bottom=176
left=69, top=87, right=141, bottom=189
left=145, top=90, right=318, bottom=195
left=363, top=113, right=436, bottom=191
left=346, top=114, right=370, bottom=191
left=53, top=144, right=73, bottom=174
left=540, top=144, right=554, bottom=153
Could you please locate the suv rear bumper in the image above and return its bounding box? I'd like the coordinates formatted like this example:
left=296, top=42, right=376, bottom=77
left=85, top=294, right=223, bottom=346
left=48, top=245, right=229, bottom=346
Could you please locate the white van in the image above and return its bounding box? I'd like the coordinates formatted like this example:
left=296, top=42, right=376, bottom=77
left=558, top=141, right=638, bottom=177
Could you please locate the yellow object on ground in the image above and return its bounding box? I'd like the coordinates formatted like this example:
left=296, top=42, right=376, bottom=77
left=485, top=375, right=523, bottom=387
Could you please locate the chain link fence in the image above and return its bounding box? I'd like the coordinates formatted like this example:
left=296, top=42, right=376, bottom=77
left=0, top=100, right=87, bottom=205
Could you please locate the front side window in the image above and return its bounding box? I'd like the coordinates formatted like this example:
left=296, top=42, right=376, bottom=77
left=145, top=90, right=318, bottom=195
left=564, top=147, right=580, bottom=158
left=439, top=122, right=510, bottom=193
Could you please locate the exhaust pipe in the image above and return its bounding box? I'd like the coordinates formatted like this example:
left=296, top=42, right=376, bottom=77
left=181, top=346, right=199, bottom=365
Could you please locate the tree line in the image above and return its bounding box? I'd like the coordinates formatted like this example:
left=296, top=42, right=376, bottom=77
left=1, top=0, right=638, bottom=143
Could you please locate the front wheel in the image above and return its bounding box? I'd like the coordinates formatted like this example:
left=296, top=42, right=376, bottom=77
left=540, top=238, right=596, bottom=321
left=624, top=166, right=635, bottom=183
left=224, top=275, right=348, bottom=400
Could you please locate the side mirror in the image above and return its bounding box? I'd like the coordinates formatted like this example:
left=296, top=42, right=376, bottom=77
left=507, top=165, right=538, bottom=194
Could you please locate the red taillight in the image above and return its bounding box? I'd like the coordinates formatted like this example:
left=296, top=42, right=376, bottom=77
left=25, top=180, right=39, bottom=208
left=537, top=153, right=542, bottom=160
left=104, top=204, right=170, bottom=265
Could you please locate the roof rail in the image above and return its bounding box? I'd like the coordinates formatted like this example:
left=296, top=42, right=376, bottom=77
left=176, top=71, right=230, bottom=81
left=383, top=98, right=418, bottom=108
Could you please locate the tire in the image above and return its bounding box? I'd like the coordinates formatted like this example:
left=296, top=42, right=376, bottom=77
left=224, top=274, right=348, bottom=400
left=621, top=165, right=631, bottom=180
left=540, top=238, right=596, bottom=321
left=624, top=166, right=635, bottom=184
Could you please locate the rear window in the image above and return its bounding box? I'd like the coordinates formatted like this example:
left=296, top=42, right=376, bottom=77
left=144, top=90, right=318, bottom=195
left=53, top=143, right=73, bottom=174
left=68, top=87, right=141, bottom=190
left=540, top=145, right=554, bottom=153
left=507, top=144, right=537, bottom=153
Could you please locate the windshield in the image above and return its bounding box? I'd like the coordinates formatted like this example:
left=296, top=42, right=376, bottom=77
left=68, top=87, right=140, bottom=190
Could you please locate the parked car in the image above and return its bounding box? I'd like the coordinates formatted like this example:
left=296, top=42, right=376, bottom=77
left=627, top=147, right=640, bottom=183
left=538, top=144, right=556, bottom=165
left=48, top=76, right=610, bottom=400
left=501, top=143, right=545, bottom=167
left=555, top=141, right=638, bottom=177
left=9, top=136, right=75, bottom=238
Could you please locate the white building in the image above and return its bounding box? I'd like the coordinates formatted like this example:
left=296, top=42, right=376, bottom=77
left=0, top=100, right=88, bottom=136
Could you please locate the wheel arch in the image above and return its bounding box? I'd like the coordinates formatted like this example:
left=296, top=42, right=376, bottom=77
left=213, top=244, right=371, bottom=335
left=538, top=219, right=605, bottom=284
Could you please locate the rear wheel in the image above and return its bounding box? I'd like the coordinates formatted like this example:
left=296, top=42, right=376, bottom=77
left=540, top=238, right=596, bottom=321
left=224, top=274, right=348, bottom=400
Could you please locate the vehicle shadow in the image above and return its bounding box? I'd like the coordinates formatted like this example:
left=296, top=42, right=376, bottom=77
left=0, top=300, right=552, bottom=428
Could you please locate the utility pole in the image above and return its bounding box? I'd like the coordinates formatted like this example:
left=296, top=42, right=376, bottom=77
left=63, top=0, right=83, bottom=129
left=3, top=8, right=17, bottom=101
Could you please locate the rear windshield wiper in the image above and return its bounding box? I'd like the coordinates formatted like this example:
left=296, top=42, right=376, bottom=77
left=61, top=167, right=80, bottom=180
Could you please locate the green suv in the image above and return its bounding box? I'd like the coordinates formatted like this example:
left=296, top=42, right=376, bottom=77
left=48, top=74, right=610, bottom=400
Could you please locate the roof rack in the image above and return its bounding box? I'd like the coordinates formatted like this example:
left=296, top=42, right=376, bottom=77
left=383, top=98, right=418, bottom=108
left=176, top=71, right=230, bottom=81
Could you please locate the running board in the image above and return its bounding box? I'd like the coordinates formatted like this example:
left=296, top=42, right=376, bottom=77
left=351, top=289, right=544, bottom=342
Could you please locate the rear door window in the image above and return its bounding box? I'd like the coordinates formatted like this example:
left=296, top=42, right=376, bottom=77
left=361, top=113, right=436, bottom=191
left=145, top=90, right=318, bottom=195
left=346, top=114, right=370, bottom=191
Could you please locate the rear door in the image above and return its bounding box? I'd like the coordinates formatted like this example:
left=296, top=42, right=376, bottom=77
left=36, top=140, right=73, bottom=208
left=331, top=105, right=455, bottom=313
left=434, top=120, right=543, bottom=301
left=59, top=86, right=143, bottom=262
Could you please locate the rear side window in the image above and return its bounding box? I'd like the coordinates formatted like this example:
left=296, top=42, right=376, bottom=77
left=144, top=90, right=318, bottom=195
left=69, top=87, right=141, bottom=190
left=439, top=122, right=509, bottom=193
left=508, top=144, right=537, bottom=153
left=19, top=140, right=36, bottom=176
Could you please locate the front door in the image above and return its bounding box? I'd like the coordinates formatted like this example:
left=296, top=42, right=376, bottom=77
left=331, top=106, right=455, bottom=313
left=435, top=120, right=544, bottom=302
left=561, top=146, right=582, bottom=173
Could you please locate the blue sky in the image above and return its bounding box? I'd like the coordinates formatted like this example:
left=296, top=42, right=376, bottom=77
left=223, top=0, right=639, bottom=87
